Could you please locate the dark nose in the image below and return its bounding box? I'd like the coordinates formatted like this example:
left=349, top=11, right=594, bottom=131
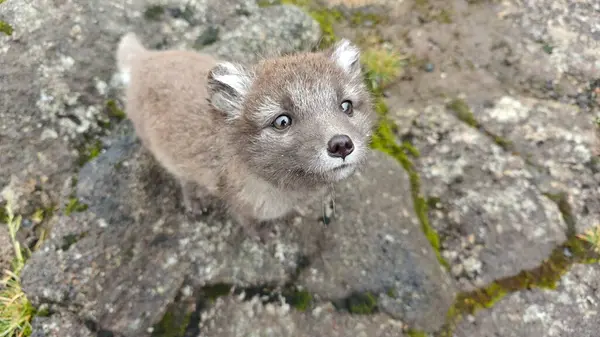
left=327, top=134, right=354, bottom=159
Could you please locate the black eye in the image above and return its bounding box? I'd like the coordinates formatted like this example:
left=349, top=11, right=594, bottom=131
left=340, top=100, right=353, bottom=116
left=272, top=115, right=292, bottom=130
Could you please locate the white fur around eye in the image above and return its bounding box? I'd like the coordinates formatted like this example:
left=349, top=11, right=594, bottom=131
left=331, top=39, right=360, bottom=74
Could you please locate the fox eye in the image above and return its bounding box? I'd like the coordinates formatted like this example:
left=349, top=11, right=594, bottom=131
left=272, top=114, right=292, bottom=130
left=340, top=100, right=353, bottom=116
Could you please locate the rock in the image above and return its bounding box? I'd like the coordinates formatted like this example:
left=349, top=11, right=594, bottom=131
left=21, top=121, right=454, bottom=336
left=298, top=150, right=456, bottom=332
left=498, top=1, right=600, bottom=86
left=199, top=295, right=407, bottom=337
left=475, top=96, right=600, bottom=234
left=20, top=123, right=306, bottom=337
left=391, top=103, right=568, bottom=291
left=30, top=312, right=94, bottom=337
left=201, top=5, right=321, bottom=64
left=455, top=263, right=600, bottom=337
left=0, top=0, right=131, bottom=214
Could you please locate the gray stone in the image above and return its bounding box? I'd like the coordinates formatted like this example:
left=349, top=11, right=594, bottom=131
left=498, top=0, right=600, bottom=85
left=201, top=4, right=322, bottom=64
left=20, top=124, right=304, bottom=337
left=390, top=103, right=568, bottom=291
left=298, top=150, right=456, bottom=332
left=30, top=312, right=94, bottom=337
left=455, top=263, right=600, bottom=337
left=21, top=123, right=453, bottom=336
left=199, top=295, right=407, bottom=337
left=475, top=95, right=600, bottom=233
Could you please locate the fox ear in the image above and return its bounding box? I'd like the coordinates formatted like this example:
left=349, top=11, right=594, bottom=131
left=328, top=39, right=361, bottom=78
left=207, top=62, right=254, bottom=120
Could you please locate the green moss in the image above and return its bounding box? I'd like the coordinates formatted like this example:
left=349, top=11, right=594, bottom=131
left=0, top=0, right=12, bottom=36
left=446, top=98, right=516, bottom=150
left=0, top=204, right=7, bottom=224
left=151, top=308, right=191, bottom=337
left=385, top=288, right=397, bottom=299
left=407, top=330, right=428, bottom=337
left=64, top=197, right=88, bottom=216
left=106, top=99, right=126, bottom=120
left=543, top=192, right=576, bottom=234
left=77, top=139, right=103, bottom=166
left=201, top=284, right=233, bottom=302
left=542, top=43, right=554, bottom=55
left=436, top=236, right=600, bottom=337
left=370, top=116, right=448, bottom=269
left=59, top=231, right=88, bottom=251
left=60, top=234, right=79, bottom=251
left=346, top=292, right=378, bottom=314
left=144, top=5, right=165, bottom=21
left=414, top=0, right=454, bottom=24
left=284, top=289, right=313, bottom=311
left=492, top=135, right=513, bottom=150
left=435, top=9, right=453, bottom=24
left=257, top=0, right=274, bottom=7
left=427, top=197, right=441, bottom=209
left=446, top=98, right=478, bottom=128
left=0, top=20, right=13, bottom=36
left=362, top=47, right=406, bottom=91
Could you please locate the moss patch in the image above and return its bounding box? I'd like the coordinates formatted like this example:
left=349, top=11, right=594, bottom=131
left=333, top=291, right=378, bottom=314
left=543, top=192, right=576, bottom=235
left=144, top=5, right=166, bottom=21
left=105, top=100, right=126, bottom=120
left=0, top=20, right=13, bottom=36
left=284, top=289, right=313, bottom=311
left=362, top=47, right=406, bottom=91
left=446, top=97, right=514, bottom=151
left=0, top=0, right=12, bottom=36
left=407, top=330, right=428, bottom=337
left=64, top=197, right=88, bottom=216
left=59, top=232, right=88, bottom=251
left=414, top=0, right=454, bottom=24
left=447, top=98, right=478, bottom=128
left=151, top=307, right=192, bottom=337
left=371, top=118, right=447, bottom=269
left=77, top=139, right=103, bottom=166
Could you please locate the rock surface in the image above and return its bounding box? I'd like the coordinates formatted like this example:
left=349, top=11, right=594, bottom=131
left=390, top=101, right=570, bottom=291
left=30, top=312, right=94, bottom=337
left=476, top=96, right=600, bottom=233
left=297, top=149, right=455, bottom=330
left=200, top=295, right=407, bottom=337
left=499, top=0, right=600, bottom=85
left=3, top=0, right=600, bottom=336
left=455, top=263, right=600, bottom=337
left=21, top=123, right=455, bottom=335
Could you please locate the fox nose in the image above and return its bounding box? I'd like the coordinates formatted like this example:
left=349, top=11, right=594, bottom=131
left=327, top=134, right=354, bottom=159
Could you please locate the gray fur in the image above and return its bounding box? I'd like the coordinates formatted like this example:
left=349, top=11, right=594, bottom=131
left=116, top=34, right=377, bottom=240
